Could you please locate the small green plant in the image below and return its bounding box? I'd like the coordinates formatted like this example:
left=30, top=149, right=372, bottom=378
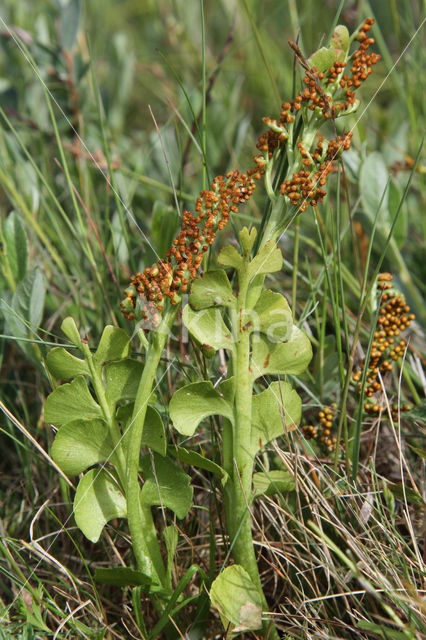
left=43, top=18, right=381, bottom=637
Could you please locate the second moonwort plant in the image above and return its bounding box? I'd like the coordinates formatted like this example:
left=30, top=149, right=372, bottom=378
left=44, top=19, right=379, bottom=637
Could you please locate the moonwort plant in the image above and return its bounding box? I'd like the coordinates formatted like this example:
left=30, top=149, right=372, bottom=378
left=44, top=19, right=379, bottom=637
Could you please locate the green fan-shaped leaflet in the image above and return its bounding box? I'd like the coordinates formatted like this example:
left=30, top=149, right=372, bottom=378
left=253, top=470, right=295, bottom=497
left=140, top=454, right=193, bottom=519
left=217, top=245, right=243, bottom=270
left=189, top=270, right=236, bottom=310
left=250, top=326, right=312, bottom=380
left=46, top=347, right=89, bottom=380
left=250, top=289, right=292, bottom=341
left=45, top=376, right=102, bottom=427
left=170, top=381, right=234, bottom=437
left=105, top=358, right=144, bottom=409
left=247, top=240, right=282, bottom=280
left=210, top=565, right=263, bottom=632
left=251, top=381, right=302, bottom=454
left=51, top=418, right=114, bottom=476
left=61, top=317, right=83, bottom=349
left=117, top=403, right=167, bottom=456
left=74, top=469, right=127, bottom=543
left=93, top=325, right=130, bottom=365
left=183, top=305, right=234, bottom=353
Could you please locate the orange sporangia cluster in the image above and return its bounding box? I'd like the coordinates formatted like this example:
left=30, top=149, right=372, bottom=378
left=326, top=132, right=353, bottom=158
left=352, top=274, right=415, bottom=413
left=280, top=166, right=332, bottom=211
left=121, top=170, right=257, bottom=324
left=303, top=404, right=337, bottom=452
left=326, top=60, right=347, bottom=85
left=256, top=18, right=378, bottom=210
left=255, top=120, right=285, bottom=162
left=341, top=18, right=380, bottom=89
left=278, top=19, right=379, bottom=124
left=279, top=133, right=352, bottom=210
left=365, top=401, right=411, bottom=420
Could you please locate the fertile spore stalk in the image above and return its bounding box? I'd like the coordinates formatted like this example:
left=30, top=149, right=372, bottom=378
left=121, top=170, right=258, bottom=324
left=254, top=18, right=379, bottom=245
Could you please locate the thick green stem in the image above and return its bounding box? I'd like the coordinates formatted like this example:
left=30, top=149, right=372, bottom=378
left=225, top=271, right=278, bottom=638
left=229, top=330, right=259, bottom=582
left=82, top=344, right=127, bottom=486
left=126, top=307, right=178, bottom=584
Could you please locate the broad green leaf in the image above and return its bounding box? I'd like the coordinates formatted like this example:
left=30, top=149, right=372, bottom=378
left=141, top=454, right=193, bottom=519
left=183, top=305, right=233, bottom=352
left=169, top=445, right=228, bottom=484
left=253, top=470, right=295, bottom=497
left=251, top=327, right=312, bottom=380
left=74, top=469, right=126, bottom=543
left=189, top=270, right=236, bottom=310
left=105, top=358, right=143, bottom=408
left=308, top=46, right=338, bottom=73
left=210, top=565, right=263, bottom=632
left=60, top=0, right=80, bottom=50
left=248, top=240, right=282, bottom=280
left=46, top=347, right=89, bottom=380
left=330, top=25, right=349, bottom=56
left=217, top=245, right=243, bottom=270
left=170, top=381, right=233, bottom=436
left=45, top=376, right=102, bottom=427
left=94, top=325, right=130, bottom=365
left=94, top=567, right=151, bottom=588
left=359, top=152, right=389, bottom=224
left=61, top=316, right=83, bottom=349
left=251, top=381, right=302, bottom=454
left=3, top=211, right=28, bottom=282
left=19, top=269, right=45, bottom=331
left=51, top=418, right=113, bottom=476
left=152, top=201, right=180, bottom=258
left=251, top=290, right=292, bottom=340
left=0, top=272, right=43, bottom=363
left=6, top=267, right=45, bottom=337
left=239, top=226, right=257, bottom=255
left=117, top=404, right=167, bottom=456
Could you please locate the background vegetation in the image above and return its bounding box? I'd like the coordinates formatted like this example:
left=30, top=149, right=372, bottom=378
left=0, top=0, right=424, bottom=638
